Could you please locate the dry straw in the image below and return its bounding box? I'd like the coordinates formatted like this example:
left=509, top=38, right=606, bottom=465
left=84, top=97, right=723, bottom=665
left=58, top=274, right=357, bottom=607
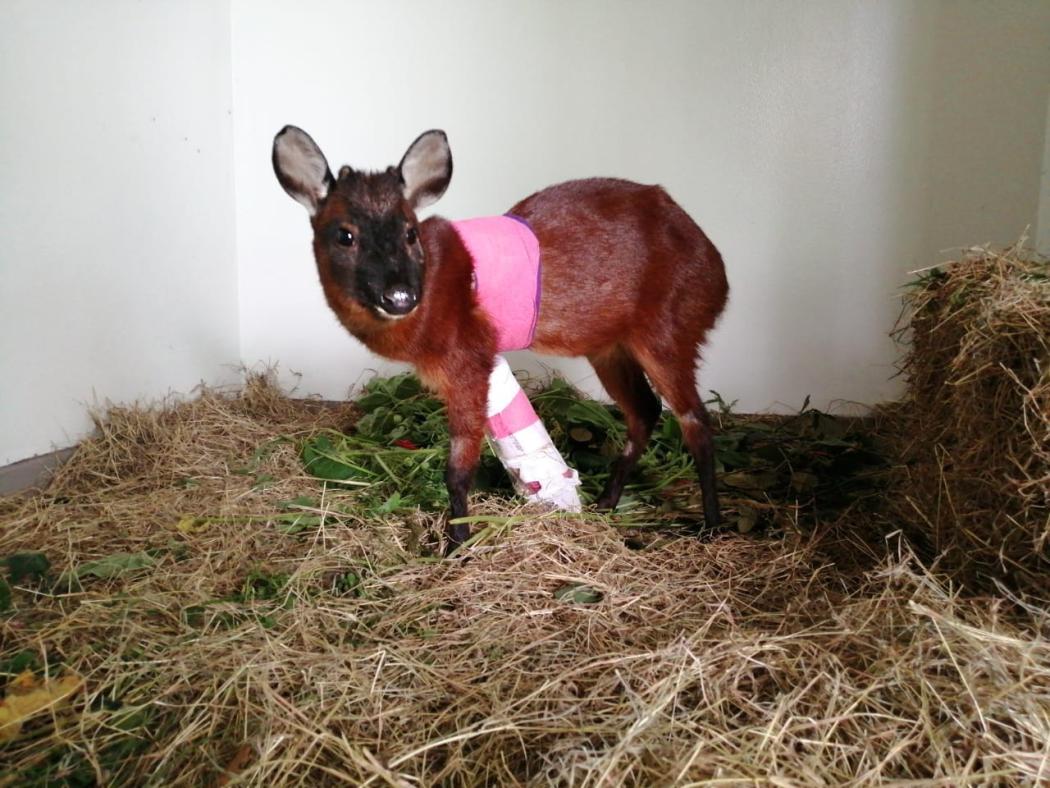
left=895, top=240, right=1049, bottom=594
left=1, top=371, right=1049, bottom=783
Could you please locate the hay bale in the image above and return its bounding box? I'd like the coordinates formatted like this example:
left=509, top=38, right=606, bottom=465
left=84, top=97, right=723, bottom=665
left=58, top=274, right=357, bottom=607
left=896, top=241, right=1049, bottom=592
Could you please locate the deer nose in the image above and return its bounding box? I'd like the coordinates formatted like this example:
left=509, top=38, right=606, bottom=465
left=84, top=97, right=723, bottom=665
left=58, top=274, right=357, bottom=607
left=380, top=286, right=417, bottom=316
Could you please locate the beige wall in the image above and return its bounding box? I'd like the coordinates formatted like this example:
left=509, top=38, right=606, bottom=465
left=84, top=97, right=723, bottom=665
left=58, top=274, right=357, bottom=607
left=925, top=2, right=1050, bottom=257
left=3, top=1, right=1048, bottom=465
left=1037, top=94, right=1050, bottom=254
left=0, top=0, right=239, bottom=465
left=232, top=0, right=1050, bottom=413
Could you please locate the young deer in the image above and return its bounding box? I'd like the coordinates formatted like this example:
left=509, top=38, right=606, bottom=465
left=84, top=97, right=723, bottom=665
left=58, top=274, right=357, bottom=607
left=273, top=126, right=729, bottom=553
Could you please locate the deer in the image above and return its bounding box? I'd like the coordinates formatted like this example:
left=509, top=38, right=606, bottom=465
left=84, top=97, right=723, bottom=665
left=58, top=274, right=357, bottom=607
left=272, top=126, right=729, bottom=554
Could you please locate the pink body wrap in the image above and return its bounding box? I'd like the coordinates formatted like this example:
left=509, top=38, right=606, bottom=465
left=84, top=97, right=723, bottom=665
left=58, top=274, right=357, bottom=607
left=451, top=215, right=542, bottom=353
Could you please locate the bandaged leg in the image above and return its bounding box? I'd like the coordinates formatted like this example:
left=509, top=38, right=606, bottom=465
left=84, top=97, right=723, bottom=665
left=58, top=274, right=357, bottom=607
left=485, top=356, right=581, bottom=511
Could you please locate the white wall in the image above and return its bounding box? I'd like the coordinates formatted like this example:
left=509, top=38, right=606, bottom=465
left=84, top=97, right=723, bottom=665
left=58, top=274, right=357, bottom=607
left=925, top=2, right=1050, bottom=258
left=3, top=1, right=1048, bottom=467
left=232, top=0, right=1050, bottom=413
left=1038, top=93, right=1050, bottom=255
left=0, top=1, right=239, bottom=465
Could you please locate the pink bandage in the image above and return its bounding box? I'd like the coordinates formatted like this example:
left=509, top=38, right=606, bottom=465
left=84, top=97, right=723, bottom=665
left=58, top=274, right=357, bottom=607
left=485, top=356, right=581, bottom=511
left=486, top=389, right=539, bottom=439
left=451, top=215, right=541, bottom=352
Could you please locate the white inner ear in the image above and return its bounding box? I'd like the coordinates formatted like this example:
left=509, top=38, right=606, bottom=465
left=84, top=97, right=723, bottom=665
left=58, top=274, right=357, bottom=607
left=402, top=134, right=449, bottom=210
left=276, top=132, right=330, bottom=214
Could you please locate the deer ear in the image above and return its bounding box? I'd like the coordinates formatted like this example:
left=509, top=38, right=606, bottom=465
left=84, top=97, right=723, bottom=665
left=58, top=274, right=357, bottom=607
left=272, top=126, right=334, bottom=215
left=398, top=130, right=452, bottom=210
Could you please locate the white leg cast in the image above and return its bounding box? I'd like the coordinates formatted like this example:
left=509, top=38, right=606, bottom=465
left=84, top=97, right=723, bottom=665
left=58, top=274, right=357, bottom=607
left=485, top=356, right=581, bottom=511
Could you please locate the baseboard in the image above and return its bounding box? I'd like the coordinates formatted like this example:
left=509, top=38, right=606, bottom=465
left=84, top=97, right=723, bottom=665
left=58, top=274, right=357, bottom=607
left=0, top=446, right=77, bottom=496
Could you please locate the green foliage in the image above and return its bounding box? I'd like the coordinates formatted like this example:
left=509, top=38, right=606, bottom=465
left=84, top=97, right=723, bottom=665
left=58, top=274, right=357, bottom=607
left=234, top=569, right=290, bottom=604
left=553, top=583, right=604, bottom=604
left=292, top=373, right=887, bottom=536
left=181, top=569, right=294, bottom=632
left=0, top=649, right=39, bottom=678
left=6, top=708, right=154, bottom=787
left=298, top=373, right=512, bottom=512
left=2, top=552, right=51, bottom=610
left=353, top=374, right=447, bottom=444
left=72, top=552, right=155, bottom=581
left=50, top=551, right=157, bottom=594
left=300, top=430, right=452, bottom=510
left=230, top=438, right=291, bottom=491
left=3, top=552, right=51, bottom=584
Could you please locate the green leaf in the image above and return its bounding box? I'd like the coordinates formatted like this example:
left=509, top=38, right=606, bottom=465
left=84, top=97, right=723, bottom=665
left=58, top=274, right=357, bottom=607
left=705, top=390, right=738, bottom=414
left=355, top=392, right=391, bottom=412
left=569, top=426, right=594, bottom=443
left=301, top=435, right=357, bottom=481
left=73, top=551, right=155, bottom=580
left=0, top=650, right=39, bottom=676
left=554, top=583, right=603, bottom=604
left=274, top=512, right=323, bottom=534
left=374, top=492, right=406, bottom=514
left=336, top=571, right=362, bottom=596
left=235, top=569, right=289, bottom=602
left=3, top=552, right=51, bottom=583
left=714, top=445, right=751, bottom=469
left=790, top=471, right=819, bottom=494
left=735, top=505, right=760, bottom=534
left=721, top=470, right=778, bottom=493
left=111, top=707, right=151, bottom=733
left=813, top=438, right=856, bottom=449
left=392, top=374, right=423, bottom=399
left=658, top=416, right=683, bottom=443
left=566, top=401, right=619, bottom=432
left=279, top=495, right=319, bottom=509
left=0, top=576, right=11, bottom=612
left=182, top=605, right=206, bottom=627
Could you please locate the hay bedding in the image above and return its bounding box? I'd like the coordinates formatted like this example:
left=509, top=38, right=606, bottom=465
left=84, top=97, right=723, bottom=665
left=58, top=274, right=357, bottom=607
left=1, top=368, right=1048, bottom=784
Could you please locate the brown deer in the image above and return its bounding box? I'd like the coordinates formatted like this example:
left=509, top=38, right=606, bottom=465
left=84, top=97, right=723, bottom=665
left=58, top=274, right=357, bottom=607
left=273, top=126, right=729, bottom=553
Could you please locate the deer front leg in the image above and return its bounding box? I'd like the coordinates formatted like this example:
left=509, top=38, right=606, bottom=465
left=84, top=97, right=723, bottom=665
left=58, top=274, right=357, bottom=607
left=486, top=356, right=581, bottom=511
left=429, top=359, right=490, bottom=555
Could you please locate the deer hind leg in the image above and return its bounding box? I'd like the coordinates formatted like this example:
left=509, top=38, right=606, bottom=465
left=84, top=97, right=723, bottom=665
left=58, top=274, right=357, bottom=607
left=588, top=346, right=663, bottom=511
left=631, top=344, right=721, bottom=530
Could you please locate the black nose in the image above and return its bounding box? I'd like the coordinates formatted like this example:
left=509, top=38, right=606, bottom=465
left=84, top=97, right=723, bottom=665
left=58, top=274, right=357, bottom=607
left=380, top=286, right=417, bottom=316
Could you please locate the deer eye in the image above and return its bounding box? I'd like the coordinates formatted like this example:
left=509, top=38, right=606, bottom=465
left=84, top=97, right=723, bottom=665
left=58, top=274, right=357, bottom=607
left=406, top=227, right=418, bottom=245
left=336, top=228, right=354, bottom=247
